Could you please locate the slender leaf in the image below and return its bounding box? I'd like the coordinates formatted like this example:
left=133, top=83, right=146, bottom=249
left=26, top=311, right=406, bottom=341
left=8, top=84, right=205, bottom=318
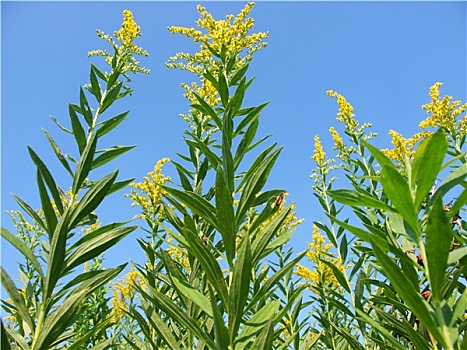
left=72, top=131, right=97, bottom=195
left=68, top=103, right=87, bottom=154
left=91, top=145, right=135, bottom=169
left=97, top=110, right=130, bottom=138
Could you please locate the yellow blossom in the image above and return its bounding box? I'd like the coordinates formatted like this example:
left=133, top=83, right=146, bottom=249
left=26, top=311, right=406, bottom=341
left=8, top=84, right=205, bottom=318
left=128, top=158, right=171, bottom=218
left=381, top=130, right=432, bottom=168
left=88, top=10, right=149, bottom=75
left=295, top=225, right=346, bottom=290
left=167, top=3, right=268, bottom=131
left=419, top=82, right=467, bottom=134
left=312, top=135, right=326, bottom=167
left=110, top=268, right=143, bottom=321
left=327, top=90, right=358, bottom=134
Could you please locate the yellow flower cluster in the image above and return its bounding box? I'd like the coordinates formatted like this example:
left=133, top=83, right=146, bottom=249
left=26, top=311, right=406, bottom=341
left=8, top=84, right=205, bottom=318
left=258, top=194, right=304, bottom=237
left=110, top=268, right=143, bottom=321
left=88, top=10, right=149, bottom=75
left=167, top=2, right=268, bottom=74
left=295, top=225, right=346, bottom=290
left=381, top=130, right=432, bottom=169
left=128, top=158, right=171, bottom=218
left=312, top=135, right=326, bottom=167
left=167, top=3, right=267, bottom=130
left=327, top=90, right=358, bottom=134
left=419, top=82, right=467, bottom=134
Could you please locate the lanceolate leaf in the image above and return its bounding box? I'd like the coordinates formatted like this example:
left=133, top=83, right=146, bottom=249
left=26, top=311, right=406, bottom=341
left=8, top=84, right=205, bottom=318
left=209, top=286, right=229, bottom=350
left=72, top=131, right=97, bottom=195
left=139, top=286, right=216, bottom=349
left=68, top=170, right=118, bottom=228
left=236, top=147, right=282, bottom=222
left=380, top=166, right=420, bottom=237
left=100, top=81, right=123, bottom=114
left=1, top=227, right=44, bottom=279
left=97, top=110, right=130, bottom=138
left=0, top=267, right=35, bottom=332
left=425, top=195, right=453, bottom=301
left=64, top=225, right=136, bottom=273
left=68, top=103, right=87, bottom=154
left=411, top=129, right=447, bottom=210
left=371, top=242, right=445, bottom=345
left=91, top=145, right=135, bottom=169
left=12, top=195, right=47, bottom=234
left=229, top=233, right=252, bottom=338
left=34, top=266, right=125, bottom=349
left=236, top=299, right=280, bottom=350
left=215, top=165, right=236, bottom=266
left=43, top=129, right=74, bottom=176
left=328, top=189, right=393, bottom=212
left=35, top=169, right=57, bottom=235
left=90, top=64, right=102, bottom=102
left=28, top=146, right=63, bottom=214
left=1, top=321, right=13, bottom=350
left=163, top=186, right=219, bottom=232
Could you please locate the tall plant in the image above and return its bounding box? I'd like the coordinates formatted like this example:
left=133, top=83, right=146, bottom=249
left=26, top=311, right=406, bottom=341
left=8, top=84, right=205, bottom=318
left=1, top=10, right=149, bottom=349
left=299, top=85, right=467, bottom=349
left=126, top=3, right=308, bottom=349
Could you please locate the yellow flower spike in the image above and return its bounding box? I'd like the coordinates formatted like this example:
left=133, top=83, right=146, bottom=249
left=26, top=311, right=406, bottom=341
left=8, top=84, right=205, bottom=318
left=89, top=10, right=149, bottom=75
left=312, top=135, right=326, bottom=167
left=419, top=82, right=467, bottom=132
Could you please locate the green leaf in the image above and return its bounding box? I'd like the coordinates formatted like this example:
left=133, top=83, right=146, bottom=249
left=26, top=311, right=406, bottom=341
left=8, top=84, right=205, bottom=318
left=69, top=103, right=87, bottom=154
left=192, top=92, right=222, bottom=128
left=12, top=195, right=47, bottom=233
left=203, top=68, right=219, bottom=90
left=90, top=64, right=102, bottom=102
left=381, top=165, right=420, bottom=236
left=1, top=321, right=12, bottom=350
left=108, top=178, right=134, bottom=195
left=451, top=287, right=467, bottom=327
left=65, top=225, right=136, bottom=273
left=236, top=147, right=282, bottom=222
left=208, top=286, right=229, bottom=350
left=250, top=319, right=274, bottom=349
left=186, top=136, right=221, bottom=170
left=234, top=118, right=259, bottom=170
left=229, top=233, right=252, bottom=338
left=177, top=221, right=229, bottom=310
left=355, top=309, right=407, bottom=350
left=411, top=129, right=447, bottom=210
left=215, top=165, right=236, bottom=266
left=135, top=303, right=180, bottom=350
left=43, top=129, right=74, bottom=176
left=35, top=169, right=57, bottom=234
left=100, top=80, right=122, bottom=114
left=138, top=285, right=217, bottom=349
left=434, top=162, right=467, bottom=202
left=3, top=326, right=29, bottom=350
left=234, top=102, right=268, bottom=138
left=69, top=170, right=118, bottom=228
left=35, top=266, right=125, bottom=349
left=28, top=147, right=63, bottom=215
left=0, top=267, right=34, bottom=332
left=1, top=227, right=44, bottom=279
left=91, top=145, right=135, bottom=169
left=218, top=69, right=229, bottom=107
left=171, top=273, right=212, bottom=317
left=226, top=77, right=246, bottom=119
left=163, top=186, right=219, bottom=232
left=425, top=195, right=453, bottom=301
left=371, top=242, right=445, bottom=344
left=247, top=253, right=305, bottom=311
left=172, top=161, right=194, bottom=192
left=319, top=258, right=351, bottom=293
left=79, top=87, right=93, bottom=125
left=72, top=131, right=97, bottom=195
left=97, top=110, right=130, bottom=138
left=230, top=64, right=249, bottom=86
left=236, top=299, right=280, bottom=350
left=448, top=245, right=467, bottom=265
left=328, top=189, right=394, bottom=212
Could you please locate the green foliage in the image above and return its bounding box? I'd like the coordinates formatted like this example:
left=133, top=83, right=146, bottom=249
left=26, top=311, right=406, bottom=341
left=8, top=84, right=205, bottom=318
left=2, top=4, right=466, bottom=350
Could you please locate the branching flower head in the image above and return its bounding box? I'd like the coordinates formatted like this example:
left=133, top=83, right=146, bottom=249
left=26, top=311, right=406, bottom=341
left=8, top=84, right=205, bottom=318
left=295, top=225, right=346, bottom=290
left=419, top=82, right=467, bottom=136
left=88, top=10, right=149, bottom=77
left=167, top=3, right=268, bottom=131
left=127, top=158, right=171, bottom=219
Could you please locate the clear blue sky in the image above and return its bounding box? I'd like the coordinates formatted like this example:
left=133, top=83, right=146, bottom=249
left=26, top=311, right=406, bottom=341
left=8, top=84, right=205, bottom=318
left=2, top=1, right=466, bottom=279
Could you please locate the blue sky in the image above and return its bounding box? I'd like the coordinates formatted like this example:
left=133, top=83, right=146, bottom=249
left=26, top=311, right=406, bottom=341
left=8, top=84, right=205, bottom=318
left=1, top=1, right=466, bottom=279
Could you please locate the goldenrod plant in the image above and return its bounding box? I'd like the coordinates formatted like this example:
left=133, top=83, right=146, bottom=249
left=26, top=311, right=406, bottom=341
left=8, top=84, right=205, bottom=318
left=126, top=3, right=308, bottom=348
left=1, top=10, right=148, bottom=349
left=301, top=85, right=466, bottom=349
left=2, top=4, right=466, bottom=350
